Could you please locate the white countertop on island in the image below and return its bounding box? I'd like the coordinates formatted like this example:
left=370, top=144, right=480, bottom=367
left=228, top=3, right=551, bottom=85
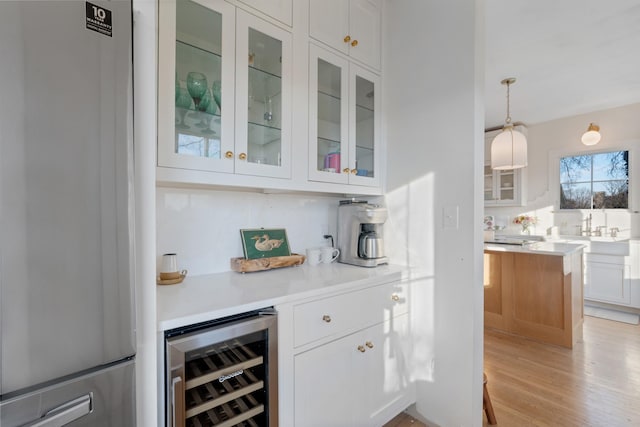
left=484, top=241, right=586, bottom=256
left=157, top=263, right=405, bottom=331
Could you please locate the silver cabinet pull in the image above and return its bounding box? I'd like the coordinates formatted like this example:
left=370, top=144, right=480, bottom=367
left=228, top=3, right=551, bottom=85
left=22, top=393, right=92, bottom=427
left=171, top=376, right=185, bottom=427
left=322, top=315, right=331, bottom=323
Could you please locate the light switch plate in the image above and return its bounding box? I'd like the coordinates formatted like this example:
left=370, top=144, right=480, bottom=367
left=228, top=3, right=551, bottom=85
left=443, top=205, right=459, bottom=229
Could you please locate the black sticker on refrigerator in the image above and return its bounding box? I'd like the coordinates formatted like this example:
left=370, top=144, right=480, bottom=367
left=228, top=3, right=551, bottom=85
left=86, top=2, right=112, bottom=37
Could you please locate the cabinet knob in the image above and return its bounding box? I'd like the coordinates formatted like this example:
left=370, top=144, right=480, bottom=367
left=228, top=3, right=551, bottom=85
left=322, top=315, right=331, bottom=323
left=343, top=168, right=351, bottom=174
left=351, top=168, right=357, bottom=175
left=351, top=39, right=358, bottom=47
left=357, top=345, right=366, bottom=353
left=239, top=152, right=247, bottom=160
left=365, top=341, right=374, bottom=349
left=391, top=294, right=400, bottom=302
left=344, top=35, right=351, bottom=43
left=225, top=151, right=233, bottom=159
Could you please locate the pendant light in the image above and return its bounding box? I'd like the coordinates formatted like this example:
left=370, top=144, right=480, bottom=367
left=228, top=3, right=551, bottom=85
left=581, top=123, right=601, bottom=146
left=491, top=78, right=527, bottom=170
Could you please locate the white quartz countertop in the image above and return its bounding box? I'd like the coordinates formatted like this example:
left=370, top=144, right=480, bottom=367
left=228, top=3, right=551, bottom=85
left=484, top=241, right=586, bottom=256
left=157, top=263, right=405, bottom=331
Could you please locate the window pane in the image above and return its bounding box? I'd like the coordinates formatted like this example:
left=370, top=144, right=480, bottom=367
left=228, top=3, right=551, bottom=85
left=560, top=155, right=591, bottom=183
left=560, top=183, right=591, bottom=209
left=593, top=180, right=628, bottom=209
left=592, top=152, right=628, bottom=181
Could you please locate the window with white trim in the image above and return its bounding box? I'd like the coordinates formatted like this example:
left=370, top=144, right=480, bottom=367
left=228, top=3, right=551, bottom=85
left=560, top=151, right=628, bottom=209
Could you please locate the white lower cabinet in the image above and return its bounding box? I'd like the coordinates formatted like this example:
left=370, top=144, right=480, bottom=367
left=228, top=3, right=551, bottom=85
left=584, top=253, right=631, bottom=306
left=295, top=314, right=409, bottom=426
left=277, top=279, right=413, bottom=426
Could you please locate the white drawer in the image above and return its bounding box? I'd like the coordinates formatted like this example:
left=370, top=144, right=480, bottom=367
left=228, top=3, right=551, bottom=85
left=293, top=281, right=408, bottom=348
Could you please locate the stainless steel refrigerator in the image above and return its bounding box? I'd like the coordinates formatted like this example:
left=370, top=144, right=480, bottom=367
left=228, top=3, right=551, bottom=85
left=0, top=1, right=136, bottom=425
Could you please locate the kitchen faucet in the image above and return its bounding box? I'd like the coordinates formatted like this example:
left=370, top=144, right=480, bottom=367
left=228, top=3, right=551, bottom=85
left=582, top=213, right=592, bottom=236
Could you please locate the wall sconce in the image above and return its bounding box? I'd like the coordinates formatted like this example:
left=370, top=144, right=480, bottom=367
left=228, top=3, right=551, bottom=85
left=581, top=123, right=601, bottom=146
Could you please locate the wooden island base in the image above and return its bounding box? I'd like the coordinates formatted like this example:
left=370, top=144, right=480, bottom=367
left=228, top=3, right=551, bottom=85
left=484, top=249, right=584, bottom=348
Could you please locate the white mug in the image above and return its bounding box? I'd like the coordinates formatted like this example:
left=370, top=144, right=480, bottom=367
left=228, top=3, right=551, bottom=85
left=321, top=247, right=340, bottom=263
left=306, top=247, right=322, bottom=266
left=161, top=253, right=178, bottom=273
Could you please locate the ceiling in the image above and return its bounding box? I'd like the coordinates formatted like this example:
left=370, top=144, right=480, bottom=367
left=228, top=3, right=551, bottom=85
left=484, top=0, right=640, bottom=130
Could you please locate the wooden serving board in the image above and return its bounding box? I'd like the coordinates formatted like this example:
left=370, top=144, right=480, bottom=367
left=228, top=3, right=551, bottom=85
left=230, top=254, right=306, bottom=273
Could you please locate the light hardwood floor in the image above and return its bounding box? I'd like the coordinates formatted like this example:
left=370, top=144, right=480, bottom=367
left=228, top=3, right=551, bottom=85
left=386, top=315, right=640, bottom=427
left=483, top=315, right=640, bottom=426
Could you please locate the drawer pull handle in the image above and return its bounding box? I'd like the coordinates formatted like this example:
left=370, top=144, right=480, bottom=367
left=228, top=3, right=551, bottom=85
left=322, top=315, right=331, bottom=323
left=365, top=341, right=374, bottom=349
left=357, top=345, right=366, bottom=353
left=391, top=294, right=400, bottom=302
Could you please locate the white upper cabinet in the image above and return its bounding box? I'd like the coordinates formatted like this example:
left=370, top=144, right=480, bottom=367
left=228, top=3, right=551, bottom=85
left=484, top=129, right=527, bottom=206
left=237, top=0, right=292, bottom=26
left=309, top=44, right=380, bottom=188
left=158, top=0, right=292, bottom=180
left=309, top=0, right=382, bottom=70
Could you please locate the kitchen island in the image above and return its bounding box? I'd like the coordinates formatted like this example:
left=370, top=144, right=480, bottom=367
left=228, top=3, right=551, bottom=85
left=484, top=241, right=585, bottom=348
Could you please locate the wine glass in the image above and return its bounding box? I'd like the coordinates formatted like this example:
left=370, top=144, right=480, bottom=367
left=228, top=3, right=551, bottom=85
left=200, top=94, right=217, bottom=135
left=175, top=86, right=192, bottom=129
left=212, top=80, right=222, bottom=111
left=196, top=89, right=212, bottom=130
left=186, top=72, right=208, bottom=110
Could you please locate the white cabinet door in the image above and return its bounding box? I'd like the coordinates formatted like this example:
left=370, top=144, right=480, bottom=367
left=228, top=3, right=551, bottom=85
left=308, top=44, right=349, bottom=184
left=158, top=0, right=236, bottom=173
left=348, top=63, right=380, bottom=187
left=235, top=10, right=292, bottom=178
left=348, top=0, right=381, bottom=70
left=294, top=332, right=356, bottom=426
left=309, top=0, right=349, bottom=56
left=585, top=257, right=631, bottom=305
left=237, top=0, right=292, bottom=26
left=359, top=314, right=410, bottom=426
left=309, top=0, right=381, bottom=70
left=309, top=45, right=381, bottom=188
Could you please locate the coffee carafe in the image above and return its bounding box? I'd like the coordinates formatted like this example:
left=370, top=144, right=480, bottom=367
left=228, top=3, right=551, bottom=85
left=337, top=200, right=388, bottom=267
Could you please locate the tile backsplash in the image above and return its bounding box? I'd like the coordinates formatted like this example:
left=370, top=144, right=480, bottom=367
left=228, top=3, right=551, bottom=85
left=156, top=187, right=345, bottom=276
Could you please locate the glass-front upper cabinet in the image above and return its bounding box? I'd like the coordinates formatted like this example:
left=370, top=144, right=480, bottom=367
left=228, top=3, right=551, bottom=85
left=484, top=164, right=524, bottom=206
left=158, top=0, right=235, bottom=173
left=235, top=10, right=292, bottom=179
left=309, top=44, right=379, bottom=187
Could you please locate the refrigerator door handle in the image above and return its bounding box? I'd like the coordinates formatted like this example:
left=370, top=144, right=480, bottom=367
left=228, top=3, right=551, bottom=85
left=171, top=376, right=185, bottom=427
left=22, top=393, right=93, bottom=427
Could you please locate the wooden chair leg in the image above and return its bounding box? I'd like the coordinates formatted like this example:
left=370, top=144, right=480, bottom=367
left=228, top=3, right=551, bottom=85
left=483, top=373, right=497, bottom=425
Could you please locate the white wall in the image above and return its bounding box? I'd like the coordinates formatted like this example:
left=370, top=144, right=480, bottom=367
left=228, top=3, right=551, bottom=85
left=156, top=188, right=345, bottom=275
left=132, top=0, right=158, bottom=426
left=486, top=102, right=640, bottom=239
left=383, top=0, right=484, bottom=425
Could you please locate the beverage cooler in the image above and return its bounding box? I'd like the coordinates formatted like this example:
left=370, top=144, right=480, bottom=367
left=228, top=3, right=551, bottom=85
left=165, top=310, right=278, bottom=427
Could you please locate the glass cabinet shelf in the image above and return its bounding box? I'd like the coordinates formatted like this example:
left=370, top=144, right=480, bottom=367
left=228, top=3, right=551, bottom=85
left=248, top=122, right=281, bottom=145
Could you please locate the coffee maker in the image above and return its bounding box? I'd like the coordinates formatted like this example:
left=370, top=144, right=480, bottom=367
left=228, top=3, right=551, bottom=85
left=337, top=200, right=388, bottom=267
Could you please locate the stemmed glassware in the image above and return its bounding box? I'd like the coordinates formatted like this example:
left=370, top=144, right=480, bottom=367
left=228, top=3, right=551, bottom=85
left=187, top=72, right=208, bottom=110
left=175, top=86, right=192, bottom=129
left=212, top=80, right=222, bottom=111
left=196, top=89, right=213, bottom=133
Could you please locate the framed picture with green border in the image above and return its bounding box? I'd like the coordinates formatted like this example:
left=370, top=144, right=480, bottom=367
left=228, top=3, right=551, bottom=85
left=240, top=228, right=291, bottom=259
